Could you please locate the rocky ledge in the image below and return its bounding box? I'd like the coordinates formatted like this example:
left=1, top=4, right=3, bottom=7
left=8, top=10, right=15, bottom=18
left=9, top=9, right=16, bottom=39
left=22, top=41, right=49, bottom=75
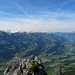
left=4, top=56, right=47, bottom=75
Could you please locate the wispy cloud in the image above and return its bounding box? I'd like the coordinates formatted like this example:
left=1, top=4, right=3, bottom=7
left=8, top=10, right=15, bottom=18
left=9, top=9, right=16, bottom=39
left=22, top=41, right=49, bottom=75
left=0, top=0, right=75, bottom=32
left=57, top=1, right=68, bottom=12
left=7, top=0, right=29, bottom=17
left=57, top=0, right=75, bottom=12
left=0, top=11, right=13, bottom=16
left=0, top=12, right=75, bottom=32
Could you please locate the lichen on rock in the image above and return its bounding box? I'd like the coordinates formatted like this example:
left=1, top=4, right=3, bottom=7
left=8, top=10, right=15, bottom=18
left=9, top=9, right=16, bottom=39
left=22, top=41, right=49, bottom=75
left=4, top=56, right=47, bottom=75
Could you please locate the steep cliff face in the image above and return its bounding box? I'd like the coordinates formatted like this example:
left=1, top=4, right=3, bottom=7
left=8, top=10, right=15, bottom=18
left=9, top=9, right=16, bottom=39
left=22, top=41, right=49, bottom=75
left=4, top=56, right=47, bottom=75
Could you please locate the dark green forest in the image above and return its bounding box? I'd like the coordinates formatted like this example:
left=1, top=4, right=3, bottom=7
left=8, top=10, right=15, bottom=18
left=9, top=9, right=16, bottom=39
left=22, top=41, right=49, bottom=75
left=0, top=31, right=75, bottom=75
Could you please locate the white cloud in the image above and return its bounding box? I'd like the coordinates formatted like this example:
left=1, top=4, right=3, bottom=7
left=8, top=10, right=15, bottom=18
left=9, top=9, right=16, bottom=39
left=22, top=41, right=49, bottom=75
left=0, top=16, right=75, bottom=32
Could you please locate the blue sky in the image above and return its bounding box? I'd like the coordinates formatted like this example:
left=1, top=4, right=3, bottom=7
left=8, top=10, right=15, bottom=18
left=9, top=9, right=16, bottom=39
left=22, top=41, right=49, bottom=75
left=0, top=0, right=75, bottom=32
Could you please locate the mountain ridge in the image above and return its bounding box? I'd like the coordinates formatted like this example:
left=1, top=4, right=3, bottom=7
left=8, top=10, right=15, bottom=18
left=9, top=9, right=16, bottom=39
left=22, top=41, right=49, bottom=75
left=0, top=31, right=75, bottom=75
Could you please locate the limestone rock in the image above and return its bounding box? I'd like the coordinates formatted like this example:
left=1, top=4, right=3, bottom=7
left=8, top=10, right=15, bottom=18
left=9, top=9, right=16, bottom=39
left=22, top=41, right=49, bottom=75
left=4, top=56, right=47, bottom=75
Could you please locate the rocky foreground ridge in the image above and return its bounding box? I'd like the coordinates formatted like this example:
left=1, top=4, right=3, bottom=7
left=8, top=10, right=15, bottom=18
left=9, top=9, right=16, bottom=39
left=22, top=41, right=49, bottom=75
left=4, top=56, right=47, bottom=75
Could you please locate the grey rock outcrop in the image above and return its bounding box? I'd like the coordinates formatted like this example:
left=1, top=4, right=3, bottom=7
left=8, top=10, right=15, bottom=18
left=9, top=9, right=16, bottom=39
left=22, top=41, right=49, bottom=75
left=4, top=56, right=47, bottom=75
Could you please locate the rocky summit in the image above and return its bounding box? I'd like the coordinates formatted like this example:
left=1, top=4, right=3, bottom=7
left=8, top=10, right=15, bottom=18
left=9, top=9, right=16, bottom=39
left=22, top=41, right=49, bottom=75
left=4, top=56, right=47, bottom=75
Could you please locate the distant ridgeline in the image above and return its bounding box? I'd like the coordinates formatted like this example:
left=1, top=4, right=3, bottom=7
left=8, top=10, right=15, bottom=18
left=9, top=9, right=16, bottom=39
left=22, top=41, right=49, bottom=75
left=4, top=56, right=47, bottom=75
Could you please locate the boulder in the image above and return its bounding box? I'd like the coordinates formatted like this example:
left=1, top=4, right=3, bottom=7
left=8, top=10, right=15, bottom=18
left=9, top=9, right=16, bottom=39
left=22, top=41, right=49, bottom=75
left=4, top=56, right=47, bottom=75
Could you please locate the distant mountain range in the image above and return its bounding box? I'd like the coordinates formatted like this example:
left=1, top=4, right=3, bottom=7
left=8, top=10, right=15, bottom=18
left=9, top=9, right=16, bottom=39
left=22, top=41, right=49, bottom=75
left=0, top=31, right=75, bottom=75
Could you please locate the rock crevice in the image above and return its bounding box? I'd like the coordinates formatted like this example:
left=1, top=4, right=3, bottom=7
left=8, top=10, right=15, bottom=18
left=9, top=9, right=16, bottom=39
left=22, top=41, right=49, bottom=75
left=4, top=56, right=47, bottom=75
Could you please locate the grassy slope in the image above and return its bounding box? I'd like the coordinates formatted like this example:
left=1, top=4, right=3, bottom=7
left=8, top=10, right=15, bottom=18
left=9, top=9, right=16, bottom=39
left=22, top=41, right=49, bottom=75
left=0, top=31, right=75, bottom=75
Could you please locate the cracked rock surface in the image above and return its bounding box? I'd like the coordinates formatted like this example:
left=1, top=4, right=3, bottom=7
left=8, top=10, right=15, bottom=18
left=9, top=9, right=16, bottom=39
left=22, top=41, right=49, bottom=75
left=4, top=56, right=47, bottom=75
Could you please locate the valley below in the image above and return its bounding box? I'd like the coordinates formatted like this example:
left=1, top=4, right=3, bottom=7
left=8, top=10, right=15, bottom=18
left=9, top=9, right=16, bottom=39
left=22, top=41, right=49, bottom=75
left=0, top=31, right=75, bottom=75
